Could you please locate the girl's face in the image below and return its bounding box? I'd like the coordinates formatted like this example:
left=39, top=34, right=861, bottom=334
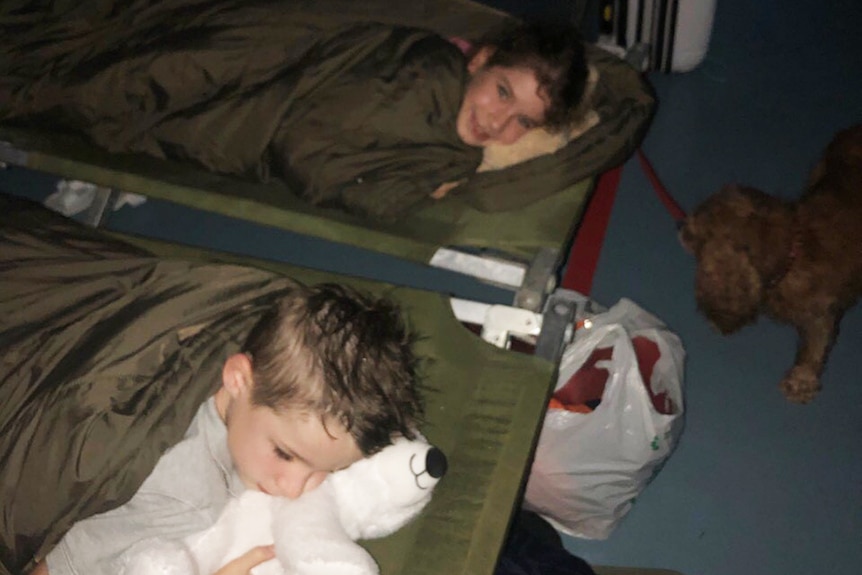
left=216, top=354, right=362, bottom=499
left=456, top=47, right=549, bottom=147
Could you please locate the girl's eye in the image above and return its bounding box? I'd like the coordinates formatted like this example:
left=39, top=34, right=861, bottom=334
left=497, top=84, right=510, bottom=99
left=518, top=116, right=535, bottom=129
left=274, top=447, right=293, bottom=462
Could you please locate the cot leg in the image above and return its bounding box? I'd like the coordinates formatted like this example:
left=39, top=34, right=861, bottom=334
left=429, top=248, right=528, bottom=290
left=0, top=140, right=29, bottom=168
left=533, top=291, right=577, bottom=362
left=78, top=186, right=118, bottom=228
left=450, top=288, right=596, bottom=365
left=514, top=247, right=560, bottom=312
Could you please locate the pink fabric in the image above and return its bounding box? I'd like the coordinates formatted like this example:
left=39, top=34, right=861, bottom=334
left=448, top=37, right=474, bottom=55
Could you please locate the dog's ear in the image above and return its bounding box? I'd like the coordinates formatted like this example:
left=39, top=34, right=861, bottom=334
left=678, top=217, right=697, bottom=253
left=681, top=185, right=754, bottom=255
left=694, top=240, right=762, bottom=334
left=806, top=158, right=827, bottom=190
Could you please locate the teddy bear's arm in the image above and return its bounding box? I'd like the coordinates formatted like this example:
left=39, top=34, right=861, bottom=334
left=271, top=482, right=379, bottom=575
left=115, top=538, right=200, bottom=575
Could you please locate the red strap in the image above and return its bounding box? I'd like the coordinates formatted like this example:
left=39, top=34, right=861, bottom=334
left=636, top=148, right=687, bottom=224
left=561, top=149, right=686, bottom=296
left=561, top=165, right=623, bottom=295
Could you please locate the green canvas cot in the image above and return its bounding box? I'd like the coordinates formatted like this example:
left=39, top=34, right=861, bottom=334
left=0, top=0, right=655, bottom=306
left=0, top=193, right=560, bottom=575
left=0, top=194, right=684, bottom=575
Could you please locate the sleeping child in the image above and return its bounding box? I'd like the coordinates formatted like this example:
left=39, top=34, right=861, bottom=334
left=25, top=283, right=425, bottom=575
left=1, top=4, right=588, bottom=220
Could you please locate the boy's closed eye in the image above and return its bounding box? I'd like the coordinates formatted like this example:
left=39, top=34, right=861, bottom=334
left=274, top=446, right=294, bottom=462
left=275, top=444, right=356, bottom=474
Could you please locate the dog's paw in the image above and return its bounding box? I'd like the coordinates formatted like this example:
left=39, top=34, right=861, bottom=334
left=780, top=366, right=822, bottom=404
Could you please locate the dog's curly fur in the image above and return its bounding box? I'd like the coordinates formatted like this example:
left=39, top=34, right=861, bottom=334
left=680, top=125, right=862, bottom=403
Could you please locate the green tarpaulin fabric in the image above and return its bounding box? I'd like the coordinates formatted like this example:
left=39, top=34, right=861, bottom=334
left=0, top=0, right=654, bottom=264
left=0, top=194, right=556, bottom=575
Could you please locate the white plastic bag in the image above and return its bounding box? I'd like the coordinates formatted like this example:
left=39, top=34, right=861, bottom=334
left=44, top=179, right=147, bottom=217
left=523, top=298, right=685, bottom=540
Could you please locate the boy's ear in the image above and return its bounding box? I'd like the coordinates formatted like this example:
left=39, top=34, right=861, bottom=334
left=222, top=353, right=254, bottom=397
left=467, top=46, right=495, bottom=74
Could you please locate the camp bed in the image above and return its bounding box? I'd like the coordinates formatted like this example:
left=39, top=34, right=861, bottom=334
left=0, top=0, right=654, bottom=311
left=0, top=192, right=584, bottom=575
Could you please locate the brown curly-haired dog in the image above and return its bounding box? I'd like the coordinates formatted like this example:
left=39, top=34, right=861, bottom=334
left=680, top=124, right=862, bottom=403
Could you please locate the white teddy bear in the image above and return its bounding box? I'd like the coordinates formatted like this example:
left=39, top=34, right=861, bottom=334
left=118, top=435, right=447, bottom=575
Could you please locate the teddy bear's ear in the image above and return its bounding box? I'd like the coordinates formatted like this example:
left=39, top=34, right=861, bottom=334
left=695, top=240, right=762, bottom=334
left=330, top=436, right=443, bottom=541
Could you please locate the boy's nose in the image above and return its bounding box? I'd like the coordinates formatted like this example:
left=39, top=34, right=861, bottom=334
left=487, top=107, right=517, bottom=140
left=489, top=105, right=509, bottom=130
left=276, top=469, right=327, bottom=499
left=487, top=111, right=507, bottom=135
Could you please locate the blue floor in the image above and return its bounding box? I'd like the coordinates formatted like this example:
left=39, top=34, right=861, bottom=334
left=2, top=1, right=860, bottom=574
left=562, top=1, right=862, bottom=574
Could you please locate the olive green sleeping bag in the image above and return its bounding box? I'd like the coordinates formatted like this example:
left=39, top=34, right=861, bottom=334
left=0, top=194, right=557, bottom=575
left=0, top=0, right=654, bottom=263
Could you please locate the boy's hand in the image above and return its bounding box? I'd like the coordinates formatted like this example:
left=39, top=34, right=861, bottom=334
left=214, top=545, right=276, bottom=575
left=430, top=180, right=464, bottom=200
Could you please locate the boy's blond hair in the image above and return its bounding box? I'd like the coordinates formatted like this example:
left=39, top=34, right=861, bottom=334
left=242, top=283, right=424, bottom=455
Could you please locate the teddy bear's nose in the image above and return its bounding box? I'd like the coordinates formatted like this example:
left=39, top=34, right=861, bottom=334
left=425, top=446, right=447, bottom=479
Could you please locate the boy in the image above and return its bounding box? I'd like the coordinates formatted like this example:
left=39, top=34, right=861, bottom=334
left=456, top=21, right=588, bottom=148
left=2, top=11, right=588, bottom=220
left=33, top=283, right=424, bottom=575
left=434, top=21, right=588, bottom=199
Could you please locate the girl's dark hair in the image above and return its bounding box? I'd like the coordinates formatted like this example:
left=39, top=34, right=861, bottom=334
left=243, top=283, right=424, bottom=455
left=477, top=20, right=589, bottom=130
